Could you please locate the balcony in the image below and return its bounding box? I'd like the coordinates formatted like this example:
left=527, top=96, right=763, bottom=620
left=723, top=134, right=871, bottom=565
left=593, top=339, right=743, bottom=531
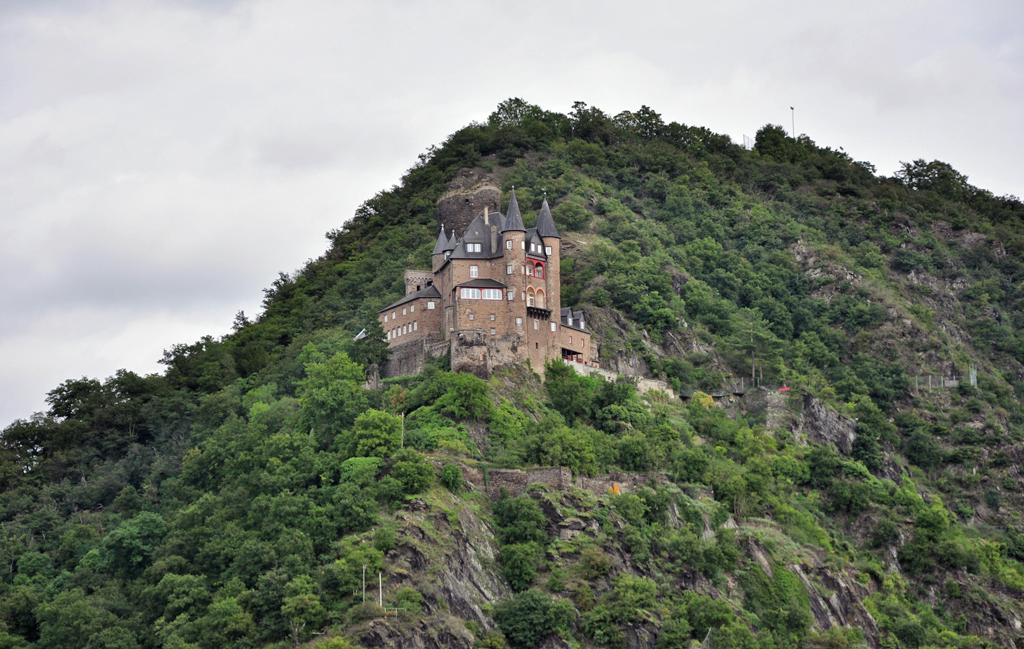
left=526, top=306, right=551, bottom=320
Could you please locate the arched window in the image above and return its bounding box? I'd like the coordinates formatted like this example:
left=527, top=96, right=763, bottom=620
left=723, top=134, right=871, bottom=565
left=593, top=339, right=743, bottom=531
left=535, top=263, right=544, bottom=279
left=527, top=288, right=535, bottom=307
left=536, top=289, right=545, bottom=309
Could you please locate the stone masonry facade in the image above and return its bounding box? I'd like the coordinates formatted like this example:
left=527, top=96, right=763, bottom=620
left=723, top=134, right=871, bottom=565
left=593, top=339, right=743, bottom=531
left=379, top=188, right=597, bottom=378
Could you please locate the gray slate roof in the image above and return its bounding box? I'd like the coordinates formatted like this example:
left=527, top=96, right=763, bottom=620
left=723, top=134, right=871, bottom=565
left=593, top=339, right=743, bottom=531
left=380, top=284, right=441, bottom=312
left=502, top=188, right=525, bottom=232
left=561, top=307, right=589, bottom=332
left=535, top=198, right=560, bottom=239
left=455, top=278, right=507, bottom=289
left=432, top=227, right=449, bottom=255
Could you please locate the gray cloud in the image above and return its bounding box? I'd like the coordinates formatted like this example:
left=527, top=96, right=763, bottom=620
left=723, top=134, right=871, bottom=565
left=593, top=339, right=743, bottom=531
left=2, top=0, right=1022, bottom=425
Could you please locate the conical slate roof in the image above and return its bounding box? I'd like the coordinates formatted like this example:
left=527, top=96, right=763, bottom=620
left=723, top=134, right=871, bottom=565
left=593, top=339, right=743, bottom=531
left=502, top=188, right=525, bottom=232
left=535, top=198, right=560, bottom=239
left=432, top=227, right=448, bottom=255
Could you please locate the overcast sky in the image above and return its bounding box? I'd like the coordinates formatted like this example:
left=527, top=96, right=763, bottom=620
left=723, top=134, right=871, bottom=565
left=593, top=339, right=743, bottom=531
left=1, top=0, right=1021, bottom=426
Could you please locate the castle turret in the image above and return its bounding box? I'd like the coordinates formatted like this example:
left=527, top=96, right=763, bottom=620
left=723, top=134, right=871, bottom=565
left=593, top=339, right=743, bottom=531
left=536, top=198, right=561, bottom=364
left=501, top=189, right=527, bottom=341
left=432, top=226, right=449, bottom=272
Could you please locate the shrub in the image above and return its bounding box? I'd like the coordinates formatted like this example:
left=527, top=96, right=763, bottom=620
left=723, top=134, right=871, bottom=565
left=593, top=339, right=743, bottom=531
left=493, top=495, right=548, bottom=546
left=577, top=545, right=612, bottom=580
left=440, top=464, right=463, bottom=493
left=501, top=543, right=543, bottom=592
left=493, top=589, right=562, bottom=649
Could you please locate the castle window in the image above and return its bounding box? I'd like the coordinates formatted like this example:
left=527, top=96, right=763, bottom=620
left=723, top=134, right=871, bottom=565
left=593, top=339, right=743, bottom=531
left=402, top=307, right=406, bottom=316
left=506, top=265, right=513, bottom=274
left=534, top=320, right=538, bottom=330
left=535, top=264, right=544, bottom=279
left=569, top=336, right=572, bottom=344
left=536, top=290, right=545, bottom=308
left=490, top=314, right=496, bottom=321
left=506, top=240, right=512, bottom=250
left=384, top=314, right=388, bottom=323
left=521, top=241, right=525, bottom=249
left=516, top=317, right=523, bottom=327
left=468, top=314, right=474, bottom=321
left=551, top=322, right=557, bottom=332
left=546, top=246, right=552, bottom=255
left=527, top=289, right=535, bottom=307
left=482, top=288, right=503, bottom=300
left=507, top=289, right=514, bottom=301
left=428, top=301, right=435, bottom=309
left=404, top=324, right=408, bottom=334
left=490, top=328, right=496, bottom=335
left=526, top=266, right=533, bottom=277
left=413, top=321, right=418, bottom=331
left=470, top=265, right=478, bottom=278
left=460, top=288, right=481, bottom=299
left=410, top=304, right=414, bottom=312
left=392, top=311, right=396, bottom=320
left=521, top=291, right=525, bottom=301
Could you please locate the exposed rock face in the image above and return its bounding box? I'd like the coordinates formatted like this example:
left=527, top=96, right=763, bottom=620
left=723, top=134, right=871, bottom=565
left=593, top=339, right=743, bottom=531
left=437, top=182, right=500, bottom=237
left=798, top=394, right=857, bottom=455
left=791, top=563, right=880, bottom=647
left=360, top=497, right=509, bottom=648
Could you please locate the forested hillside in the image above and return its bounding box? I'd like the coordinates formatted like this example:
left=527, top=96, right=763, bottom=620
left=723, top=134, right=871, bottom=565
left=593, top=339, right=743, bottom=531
left=2, top=99, right=1024, bottom=649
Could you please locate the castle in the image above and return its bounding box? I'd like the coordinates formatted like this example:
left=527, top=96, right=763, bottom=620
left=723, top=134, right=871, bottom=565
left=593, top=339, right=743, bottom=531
left=378, top=189, right=595, bottom=378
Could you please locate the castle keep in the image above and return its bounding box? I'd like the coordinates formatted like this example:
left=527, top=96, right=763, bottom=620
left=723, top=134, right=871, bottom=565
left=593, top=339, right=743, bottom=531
left=379, top=189, right=595, bottom=377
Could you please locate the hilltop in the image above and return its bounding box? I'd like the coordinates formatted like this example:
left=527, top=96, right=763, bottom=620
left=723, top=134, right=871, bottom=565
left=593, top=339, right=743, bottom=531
left=1, top=99, right=1024, bottom=649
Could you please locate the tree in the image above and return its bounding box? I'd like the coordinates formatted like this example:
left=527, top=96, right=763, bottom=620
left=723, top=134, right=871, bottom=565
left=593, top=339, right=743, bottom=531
left=102, top=512, right=167, bottom=578
left=493, top=589, right=561, bottom=649
left=350, top=317, right=391, bottom=369
left=493, top=495, right=548, bottom=546
left=298, top=349, right=369, bottom=449
left=500, top=543, right=542, bottom=592
left=350, top=410, right=402, bottom=458
left=388, top=449, right=433, bottom=494
left=545, top=361, right=595, bottom=425
left=726, top=308, right=782, bottom=386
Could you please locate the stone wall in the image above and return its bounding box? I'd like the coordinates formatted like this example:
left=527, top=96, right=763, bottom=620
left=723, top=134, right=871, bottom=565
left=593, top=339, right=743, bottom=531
left=382, top=336, right=447, bottom=379
left=428, top=458, right=653, bottom=500
left=404, top=270, right=433, bottom=295
left=568, top=364, right=676, bottom=399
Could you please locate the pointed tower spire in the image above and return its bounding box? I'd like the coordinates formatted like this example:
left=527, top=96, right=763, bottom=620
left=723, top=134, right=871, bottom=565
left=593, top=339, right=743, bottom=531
left=535, top=197, right=560, bottom=239
left=432, top=226, right=448, bottom=255
left=502, top=187, right=525, bottom=232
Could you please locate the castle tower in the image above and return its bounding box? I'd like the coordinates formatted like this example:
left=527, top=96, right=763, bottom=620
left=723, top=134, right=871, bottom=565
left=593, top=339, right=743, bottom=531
left=535, top=198, right=562, bottom=366
left=501, top=189, right=527, bottom=348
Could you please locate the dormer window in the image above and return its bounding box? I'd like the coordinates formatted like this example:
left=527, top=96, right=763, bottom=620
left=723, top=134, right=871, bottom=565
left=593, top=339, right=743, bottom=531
left=445, top=252, right=451, bottom=259
left=467, top=243, right=482, bottom=253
